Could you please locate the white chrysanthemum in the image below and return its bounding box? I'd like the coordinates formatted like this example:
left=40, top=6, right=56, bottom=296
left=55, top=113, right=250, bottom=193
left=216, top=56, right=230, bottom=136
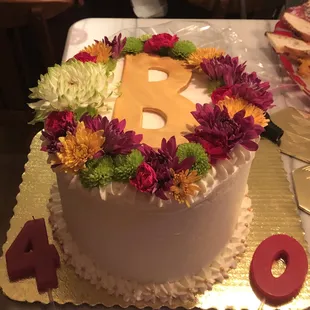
left=28, top=60, right=119, bottom=122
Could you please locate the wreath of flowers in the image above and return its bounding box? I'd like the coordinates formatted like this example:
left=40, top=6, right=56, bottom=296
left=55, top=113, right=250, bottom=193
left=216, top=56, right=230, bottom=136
left=29, top=32, right=274, bottom=207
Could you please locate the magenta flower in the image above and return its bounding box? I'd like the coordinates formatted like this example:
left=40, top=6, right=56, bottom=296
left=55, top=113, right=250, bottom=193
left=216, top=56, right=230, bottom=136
left=73, top=51, right=97, bottom=63
left=130, top=162, right=158, bottom=193
left=103, top=34, right=127, bottom=58
left=44, top=111, right=76, bottom=137
left=80, top=114, right=142, bottom=155
left=139, top=136, right=194, bottom=200
left=200, top=55, right=246, bottom=87
left=210, top=85, right=231, bottom=105
left=185, top=104, right=264, bottom=164
left=42, top=111, right=76, bottom=154
left=143, top=33, right=179, bottom=54
left=211, top=79, right=274, bottom=111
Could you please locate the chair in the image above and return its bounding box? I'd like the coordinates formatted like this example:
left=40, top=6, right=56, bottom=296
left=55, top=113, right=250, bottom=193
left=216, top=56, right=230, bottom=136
left=188, top=0, right=286, bottom=19
left=0, top=0, right=73, bottom=112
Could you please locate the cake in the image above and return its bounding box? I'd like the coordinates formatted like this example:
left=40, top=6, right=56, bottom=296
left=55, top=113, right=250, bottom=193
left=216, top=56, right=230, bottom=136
left=28, top=32, right=274, bottom=304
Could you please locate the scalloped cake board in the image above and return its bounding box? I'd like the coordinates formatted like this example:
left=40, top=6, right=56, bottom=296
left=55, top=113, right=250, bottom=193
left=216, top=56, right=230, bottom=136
left=0, top=134, right=309, bottom=310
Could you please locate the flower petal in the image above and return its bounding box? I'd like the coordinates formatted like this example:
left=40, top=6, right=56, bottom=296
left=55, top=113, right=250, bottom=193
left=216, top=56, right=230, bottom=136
left=240, top=140, right=258, bottom=151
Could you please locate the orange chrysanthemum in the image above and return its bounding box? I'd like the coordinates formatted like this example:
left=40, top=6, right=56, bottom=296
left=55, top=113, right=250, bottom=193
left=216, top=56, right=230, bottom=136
left=57, top=122, right=105, bottom=173
left=217, top=97, right=269, bottom=127
left=83, top=41, right=112, bottom=63
left=186, top=47, right=225, bottom=71
left=170, top=169, right=200, bottom=207
left=298, top=58, right=310, bottom=78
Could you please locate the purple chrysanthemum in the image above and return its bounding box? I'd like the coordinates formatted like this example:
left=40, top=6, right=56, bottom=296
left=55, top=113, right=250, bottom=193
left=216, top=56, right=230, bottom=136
left=185, top=104, right=264, bottom=164
left=103, top=34, right=127, bottom=58
left=81, top=114, right=142, bottom=155
left=200, top=55, right=246, bottom=87
left=239, top=71, right=263, bottom=85
left=41, top=131, right=62, bottom=153
left=211, top=78, right=274, bottom=112
left=138, top=136, right=194, bottom=200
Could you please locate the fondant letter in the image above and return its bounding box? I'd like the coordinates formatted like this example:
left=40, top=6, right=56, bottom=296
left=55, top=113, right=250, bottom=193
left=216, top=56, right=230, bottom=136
left=113, top=53, right=195, bottom=147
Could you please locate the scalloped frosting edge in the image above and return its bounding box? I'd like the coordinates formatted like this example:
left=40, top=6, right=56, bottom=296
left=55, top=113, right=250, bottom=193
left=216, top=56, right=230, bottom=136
left=66, top=144, right=253, bottom=208
left=48, top=184, right=253, bottom=305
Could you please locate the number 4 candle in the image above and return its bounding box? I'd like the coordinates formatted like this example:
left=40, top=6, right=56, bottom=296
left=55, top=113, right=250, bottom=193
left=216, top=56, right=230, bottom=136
left=6, top=218, right=60, bottom=293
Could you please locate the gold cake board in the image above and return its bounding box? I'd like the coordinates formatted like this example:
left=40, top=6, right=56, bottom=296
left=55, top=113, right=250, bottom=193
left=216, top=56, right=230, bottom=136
left=0, top=133, right=309, bottom=309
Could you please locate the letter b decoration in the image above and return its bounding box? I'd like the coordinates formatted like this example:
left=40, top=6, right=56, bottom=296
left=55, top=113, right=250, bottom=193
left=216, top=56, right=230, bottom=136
left=113, top=53, right=196, bottom=148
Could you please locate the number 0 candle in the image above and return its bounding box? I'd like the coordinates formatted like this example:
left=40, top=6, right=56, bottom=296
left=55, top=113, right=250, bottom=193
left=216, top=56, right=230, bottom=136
left=250, top=234, right=308, bottom=306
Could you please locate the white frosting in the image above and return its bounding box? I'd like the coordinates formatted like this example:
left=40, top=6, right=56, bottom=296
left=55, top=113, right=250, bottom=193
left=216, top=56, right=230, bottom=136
left=49, top=182, right=253, bottom=304
left=67, top=143, right=248, bottom=208
left=53, top=144, right=254, bottom=287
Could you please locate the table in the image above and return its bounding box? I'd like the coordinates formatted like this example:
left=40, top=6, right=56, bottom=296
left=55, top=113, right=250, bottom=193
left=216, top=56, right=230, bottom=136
left=1, top=18, right=310, bottom=309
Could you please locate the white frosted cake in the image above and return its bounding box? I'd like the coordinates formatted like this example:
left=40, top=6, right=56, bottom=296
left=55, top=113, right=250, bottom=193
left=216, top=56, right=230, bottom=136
left=28, top=32, right=273, bottom=303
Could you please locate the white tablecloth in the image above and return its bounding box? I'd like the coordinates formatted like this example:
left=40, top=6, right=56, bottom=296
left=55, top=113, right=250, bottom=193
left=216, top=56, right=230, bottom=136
left=62, top=18, right=310, bottom=249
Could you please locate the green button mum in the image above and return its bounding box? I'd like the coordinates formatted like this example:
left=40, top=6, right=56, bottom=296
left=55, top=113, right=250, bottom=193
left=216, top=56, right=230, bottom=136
left=176, top=143, right=210, bottom=177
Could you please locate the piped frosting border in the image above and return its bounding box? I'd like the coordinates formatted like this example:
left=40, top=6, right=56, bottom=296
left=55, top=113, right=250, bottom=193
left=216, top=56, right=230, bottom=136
left=65, top=144, right=254, bottom=208
left=48, top=184, right=253, bottom=304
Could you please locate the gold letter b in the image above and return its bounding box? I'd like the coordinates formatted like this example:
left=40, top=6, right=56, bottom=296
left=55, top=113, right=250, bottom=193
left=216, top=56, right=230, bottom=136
left=113, top=53, right=195, bottom=148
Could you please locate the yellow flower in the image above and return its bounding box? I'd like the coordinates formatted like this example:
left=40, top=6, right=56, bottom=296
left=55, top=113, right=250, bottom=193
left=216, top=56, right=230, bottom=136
left=298, top=58, right=310, bottom=78
left=57, top=122, right=105, bottom=173
left=186, top=47, right=225, bottom=71
left=83, top=41, right=112, bottom=63
left=217, top=97, right=269, bottom=127
left=170, top=169, right=201, bottom=207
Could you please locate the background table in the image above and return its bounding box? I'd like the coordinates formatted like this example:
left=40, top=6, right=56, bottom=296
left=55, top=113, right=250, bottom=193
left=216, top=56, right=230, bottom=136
left=1, top=18, right=310, bottom=309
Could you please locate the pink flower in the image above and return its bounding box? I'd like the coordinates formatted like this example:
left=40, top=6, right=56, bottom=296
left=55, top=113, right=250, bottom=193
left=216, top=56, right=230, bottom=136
left=185, top=104, right=264, bottom=164
left=45, top=111, right=76, bottom=138
left=73, top=52, right=97, bottom=63
left=130, top=162, right=158, bottom=193
left=144, top=33, right=179, bottom=53
left=211, top=85, right=231, bottom=103
left=42, top=111, right=76, bottom=154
